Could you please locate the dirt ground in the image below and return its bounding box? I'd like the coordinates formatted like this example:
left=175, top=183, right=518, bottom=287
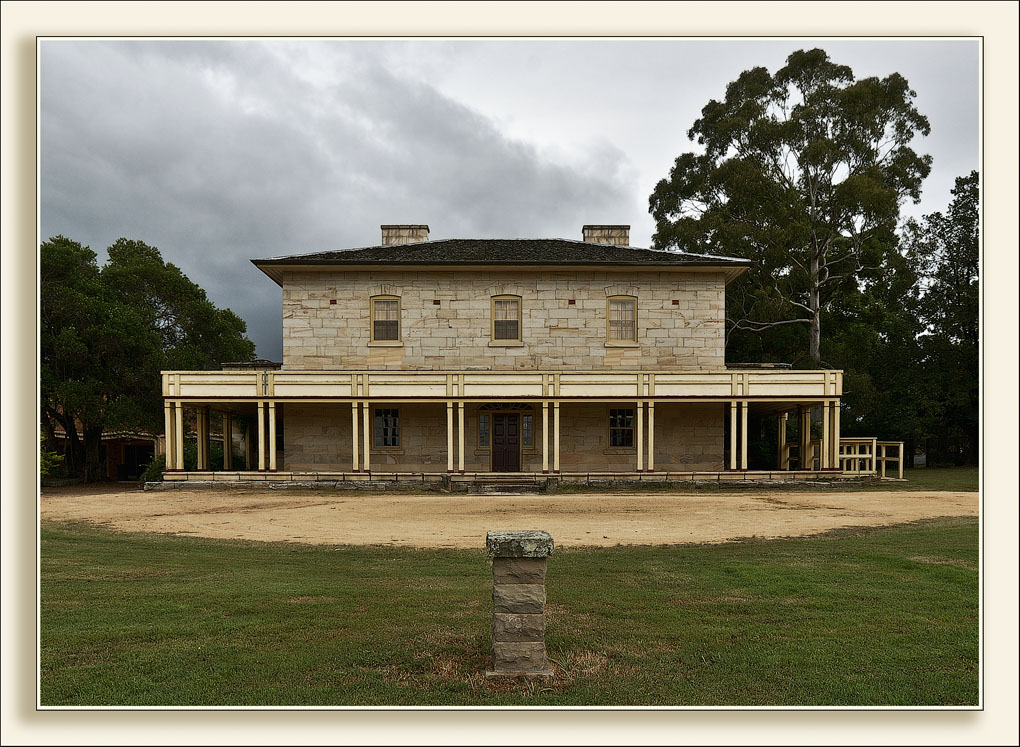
left=40, top=484, right=978, bottom=549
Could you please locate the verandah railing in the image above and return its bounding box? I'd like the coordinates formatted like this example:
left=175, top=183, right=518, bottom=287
left=838, top=438, right=905, bottom=479
left=785, top=438, right=904, bottom=478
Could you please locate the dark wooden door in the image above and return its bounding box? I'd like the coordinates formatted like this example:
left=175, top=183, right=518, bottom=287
left=492, top=413, right=521, bottom=472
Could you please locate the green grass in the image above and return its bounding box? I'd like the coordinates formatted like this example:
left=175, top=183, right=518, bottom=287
left=894, top=467, right=979, bottom=491
left=40, top=518, right=978, bottom=706
left=555, top=466, right=979, bottom=494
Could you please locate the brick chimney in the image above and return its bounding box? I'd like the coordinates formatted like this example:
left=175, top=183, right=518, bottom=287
left=381, top=225, right=430, bottom=246
left=582, top=225, right=629, bottom=246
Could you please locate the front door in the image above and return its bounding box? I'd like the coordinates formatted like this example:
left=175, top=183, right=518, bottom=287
left=491, top=413, right=521, bottom=472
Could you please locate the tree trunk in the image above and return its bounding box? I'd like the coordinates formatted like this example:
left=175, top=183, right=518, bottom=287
left=83, top=426, right=104, bottom=482
left=809, top=254, right=821, bottom=366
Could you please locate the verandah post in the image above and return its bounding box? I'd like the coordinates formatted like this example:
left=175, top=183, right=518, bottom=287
left=647, top=401, right=655, bottom=472
left=636, top=399, right=644, bottom=472
left=821, top=400, right=831, bottom=470
left=541, top=401, right=549, bottom=473
left=256, top=401, right=266, bottom=472
left=268, top=401, right=277, bottom=472
left=739, top=400, right=748, bottom=470
left=729, top=400, right=737, bottom=470
left=362, top=401, right=371, bottom=473
left=223, top=414, right=233, bottom=470
left=164, top=401, right=175, bottom=471
left=553, top=401, right=560, bottom=473
left=351, top=401, right=360, bottom=472
left=778, top=412, right=788, bottom=470
left=458, top=401, right=465, bottom=473
left=446, top=401, right=454, bottom=473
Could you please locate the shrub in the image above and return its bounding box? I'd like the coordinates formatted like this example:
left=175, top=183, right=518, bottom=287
left=40, top=436, right=64, bottom=478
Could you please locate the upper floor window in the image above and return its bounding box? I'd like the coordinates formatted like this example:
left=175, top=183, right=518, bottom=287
left=607, top=296, right=637, bottom=343
left=491, top=295, right=522, bottom=342
left=371, top=296, right=400, bottom=342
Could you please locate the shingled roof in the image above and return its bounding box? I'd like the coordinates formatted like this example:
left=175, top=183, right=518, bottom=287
left=252, top=238, right=752, bottom=285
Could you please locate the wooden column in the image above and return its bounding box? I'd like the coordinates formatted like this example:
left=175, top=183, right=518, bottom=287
left=821, top=401, right=831, bottom=469
left=778, top=412, right=788, bottom=470
left=553, top=402, right=560, bottom=473
left=256, top=401, right=266, bottom=471
left=832, top=401, right=841, bottom=472
left=647, top=402, right=655, bottom=472
left=351, top=401, right=360, bottom=472
left=739, top=400, right=748, bottom=470
left=362, top=402, right=371, bottom=473
left=223, top=414, right=233, bottom=470
left=457, top=401, right=465, bottom=473
left=541, top=401, right=549, bottom=473
left=446, top=401, right=454, bottom=472
left=164, top=401, right=174, bottom=471
left=195, top=406, right=209, bottom=471
left=799, top=406, right=812, bottom=470
left=268, top=401, right=277, bottom=472
left=244, top=417, right=255, bottom=472
left=636, top=400, right=644, bottom=472
left=174, top=401, right=185, bottom=471
left=729, top=401, right=737, bottom=470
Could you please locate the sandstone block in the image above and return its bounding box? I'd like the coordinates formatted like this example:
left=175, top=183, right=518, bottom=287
left=486, top=530, right=554, bottom=558
left=492, top=583, right=546, bottom=614
left=492, top=557, right=547, bottom=584
left=492, top=612, right=545, bottom=642
left=491, top=641, right=551, bottom=673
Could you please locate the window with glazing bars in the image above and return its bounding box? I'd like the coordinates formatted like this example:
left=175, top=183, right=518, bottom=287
left=609, top=408, right=635, bottom=447
left=374, top=408, right=400, bottom=447
left=492, top=297, right=521, bottom=340
left=372, top=298, right=400, bottom=341
left=478, top=414, right=490, bottom=447
left=522, top=413, right=533, bottom=447
left=608, top=297, right=636, bottom=342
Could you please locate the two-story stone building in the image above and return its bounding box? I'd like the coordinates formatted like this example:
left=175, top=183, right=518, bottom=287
left=160, top=225, right=845, bottom=484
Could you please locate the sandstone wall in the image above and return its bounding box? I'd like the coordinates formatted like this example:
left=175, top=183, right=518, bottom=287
left=281, top=269, right=726, bottom=371
left=282, top=401, right=724, bottom=472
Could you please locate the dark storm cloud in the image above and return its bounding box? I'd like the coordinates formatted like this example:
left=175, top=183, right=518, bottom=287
left=40, top=40, right=978, bottom=360
left=40, top=41, right=633, bottom=359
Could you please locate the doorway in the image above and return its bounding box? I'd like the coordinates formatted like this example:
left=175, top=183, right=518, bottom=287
left=491, top=413, right=521, bottom=472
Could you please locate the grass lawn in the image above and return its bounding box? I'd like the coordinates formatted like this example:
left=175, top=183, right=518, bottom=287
left=554, top=466, right=979, bottom=494
left=40, top=517, right=978, bottom=707
left=894, top=467, right=979, bottom=492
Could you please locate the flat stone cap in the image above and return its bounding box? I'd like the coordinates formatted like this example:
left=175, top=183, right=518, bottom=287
left=486, top=530, right=554, bottom=558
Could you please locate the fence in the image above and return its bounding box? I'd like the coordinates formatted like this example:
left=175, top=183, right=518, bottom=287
left=838, top=438, right=904, bottom=479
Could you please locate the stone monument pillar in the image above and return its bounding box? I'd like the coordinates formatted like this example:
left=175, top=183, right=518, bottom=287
left=485, top=530, right=554, bottom=681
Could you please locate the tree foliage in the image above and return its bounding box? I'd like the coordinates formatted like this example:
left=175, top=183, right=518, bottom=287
left=40, top=237, right=256, bottom=481
left=904, top=171, right=979, bottom=456
left=649, top=48, right=932, bottom=367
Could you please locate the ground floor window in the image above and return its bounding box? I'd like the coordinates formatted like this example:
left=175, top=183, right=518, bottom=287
left=478, top=413, right=490, bottom=447
left=609, top=408, right=635, bottom=447
left=522, top=413, right=533, bottom=447
left=374, top=408, right=400, bottom=447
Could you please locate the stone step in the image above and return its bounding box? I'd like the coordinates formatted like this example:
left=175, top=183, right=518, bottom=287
left=470, top=483, right=543, bottom=495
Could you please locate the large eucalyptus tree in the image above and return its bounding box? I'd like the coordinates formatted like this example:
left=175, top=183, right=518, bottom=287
left=649, top=48, right=932, bottom=367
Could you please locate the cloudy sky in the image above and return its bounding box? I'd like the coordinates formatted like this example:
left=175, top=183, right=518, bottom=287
left=40, top=39, right=979, bottom=360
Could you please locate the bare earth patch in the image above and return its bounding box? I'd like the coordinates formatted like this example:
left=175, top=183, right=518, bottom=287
left=40, top=484, right=977, bottom=548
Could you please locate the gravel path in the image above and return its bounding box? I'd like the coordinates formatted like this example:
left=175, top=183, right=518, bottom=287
left=40, top=485, right=978, bottom=548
